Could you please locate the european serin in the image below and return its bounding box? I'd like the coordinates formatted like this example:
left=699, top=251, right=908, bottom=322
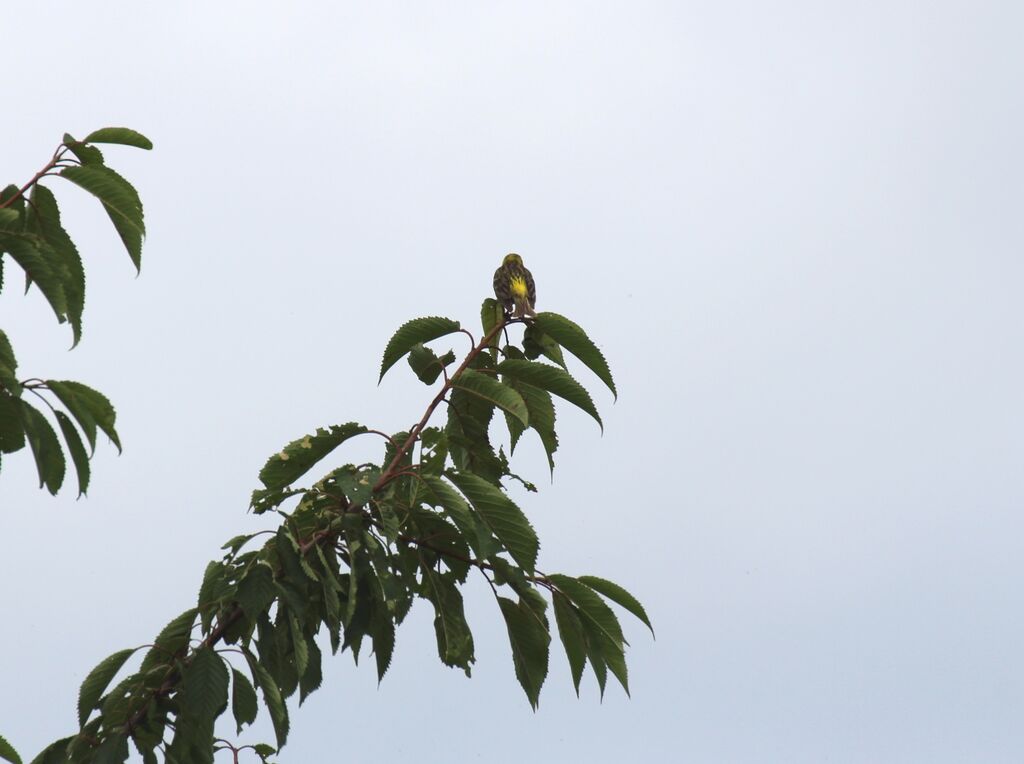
left=493, top=253, right=536, bottom=317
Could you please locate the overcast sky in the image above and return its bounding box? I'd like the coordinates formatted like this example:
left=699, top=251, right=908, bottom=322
left=3, top=2, right=1023, bottom=762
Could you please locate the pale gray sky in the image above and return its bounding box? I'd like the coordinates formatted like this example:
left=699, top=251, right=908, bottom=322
left=3, top=1, right=1023, bottom=761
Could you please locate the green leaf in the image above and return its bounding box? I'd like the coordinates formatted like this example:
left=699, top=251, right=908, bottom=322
left=552, top=594, right=587, bottom=695
left=421, top=475, right=495, bottom=557
left=236, top=564, right=276, bottom=621
left=83, top=127, right=154, bottom=150
left=54, top=411, right=89, bottom=496
left=0, top=330, right=19, bottom=394
left=0, top=209, right=19, bottom=227
left=245, top=650, right=290, bottom=748
left=45, top=380, right=120, bottom=452
left=230, top=667, right=258, bottom=733
left=497, top=596, right=550, bottom=710
left=258, top=423, right=367, bottom=492
left=181, top=647, right=230, bottom=724
left=138, top=608, right=198, bottom=676
left=523, top=323, right=567, bottom=369
left=497, top=359, right=602, bottom=431
left=370, top=609, right=395, bottom=683
left=378, top=316, right=460, bottom=382
left=546, top=575, right=625, bottom=647
left=0, top=733, right=22, bottom=764
left=0, top=232, right=67, bottom=322
left=504, top=379, right=558, bottom=474
left=0, top=391, right=25, bottom=454
left=330, top=464, right=381, bottom=505
left=532, top=312, right=617, bottom=399
left=446, top=471, right=538, bottom=575
left=452, top=369, right=529, bottom=426
left=59, top=165, right=145, bottom=271
left=63, top=134, right=105, bottom=165
left=407, top=343, right=456, bottom=385
left=77, top=647, right=135, bottom=727
left=577, top=576, right=654, bottom=637
left=28, top=738, right=71, bottom=764
left=19, top=401, right=65, bottom=494
left=298, top=636, right=323, bottom=704
left=26, top=185, right=85, bottom=345
left=480, top=298, right=504, bottom=352
left=421, top=566, right=475, bottom=674
left=91, top=734, right=128, bottom=764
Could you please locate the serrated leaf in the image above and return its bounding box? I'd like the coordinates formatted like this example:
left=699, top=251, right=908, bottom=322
left=298, top=636, right=323, bottom=705
left=236, top=564, right=276, bottom=620
left=18, top=401, right=64, bottom=494
left=497, top=596, right=550, bottom=710
left=28, top=737, right=71, bottom=764
left=0, top=391, right=25, bottom=454
left=59, top=165, right=145, bottom=271
left=63, top=133, right=105, bottom=165
left=504, top=379, right=558, bottom=474
left=83, top=127, right=154, bottom=150
left=421, top=566, right=475, bottom=674
left=0, top=232, right=67, bottom=323
left=379, top=316, right=460, bottom=382
left=330, top=464, right=380, bottom=505
left=77, top=647, right=135, bottom=727
left=27, top=185, right=84, bottom=345
left=46, top=380, right=119, bottom=453
left=532, top=312, right=617, bottom=399
left=497, top=359, right=602, bottom=431
left=371, top=610, right=396, bottom=683
left=546, top=575, right=625, bottom=647
left=181, top=647, right=229, bottom=725
left=480, top=298, right=504, bottom=352
left=258, top=423, right=367, bottom=491
left=421, top=475, right=495, bottom=557
left=452, top=369, right=529, bottom=426
left=577, top=575, right=654, bottom=637
left=245, top=650, right=289, bottom=748
left=407, top=343, right=455, bottom=385
left=91, top=734, right=128, bottom=764
left=139, top=608, right=198, bottom=676
left=446, top=471, right=538, bottom=575
left=0, top=734, right=20, bottom=764
left=552, top=594, right=587, bottom=695
left=54, top=411, right=89, bottom=496
left=230, top=667, right=258, bottom=734
left=0, top=330, right=18, bottom=394
left=523, top=323, right=567, bottom=369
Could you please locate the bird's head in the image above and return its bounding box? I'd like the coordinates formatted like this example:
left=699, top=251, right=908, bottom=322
left=502, top=253, right=524, bottom=267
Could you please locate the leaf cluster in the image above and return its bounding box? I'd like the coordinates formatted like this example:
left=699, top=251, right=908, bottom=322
left=0, top=128, right=151, bottom=496
left=17, top=303, right=649, bottom=763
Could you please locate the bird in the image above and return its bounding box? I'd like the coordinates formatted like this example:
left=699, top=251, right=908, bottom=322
left=493, top=253, right=536, bottom=317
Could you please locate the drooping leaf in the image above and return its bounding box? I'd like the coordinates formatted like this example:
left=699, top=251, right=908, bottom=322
left=533, top=312, right=617, bottom=399
left=378, top=316, right=460, bottom=382
left=298, top=636, right=323, bottom=705
left=0, top=330, right=18, bottom=394
left=452, top=369, right=528, bottom=426
left=523, top=323, right=567, bottom=370
left=245, top=649, right=289, bottom=747
left=497, top=596, right=550, bottom=709
left=504, top=378, right=558, bottom=474
left=138, top=608, right=198, bottom=676
left=577, top=575, right=654, bottom=637
left=370, top=608, right=396, bottom=683
left=0, top=734, right=20, bottom=764
left=83, top=127, right=154, bottom=150
left=480, top=298, right=504, bottom=354
left=26, top=185, right=85, bottom=345
left=0, top=232, right=67, bottom=322
left=63, top=133, right=105, bottom=165
left=180, top=647, right=230, bottom=724
left=59, top=165, right=145, bottom=271
left=446, top=470, right=538, bottom=575
left=421, top=566, right=475, bottom=675
left=421, top=475, right=495, bottom=557
left=258, top=423, right=367, bottom=492
left=77, top=647, right=136, bottom=727
left=18, top=401, right=65, bottom=494
left=0, top=391, right=25, bottom=454
left=552, top=593, right=587, bottom=695
left=546, top=575, right=625, bottom=647
left=45, top=380, right=119, bottom=452
left=90, top=734, right=128, bottom=764
left=54, top=411, right=89, bottom=496
left=0, top=209, right=19, bottom=228
left=496, top=359, right=602, bottom=431
left=406, top=343, right=456, bottom=385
